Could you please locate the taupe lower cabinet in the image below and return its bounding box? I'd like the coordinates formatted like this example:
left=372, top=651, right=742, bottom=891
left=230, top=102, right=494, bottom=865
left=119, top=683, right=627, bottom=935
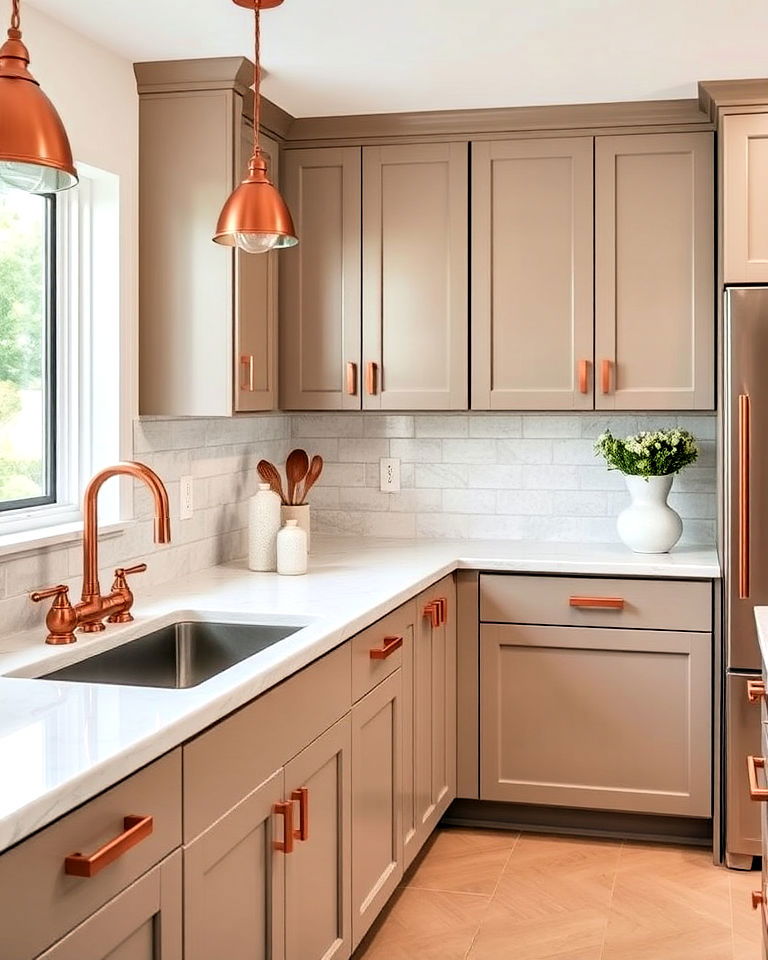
left=479, top=574, right=713, bottom=816
left=280, top=143, right=468, bottom=410
left=471, top=131, right=714, bottom=411
left=722, top=113, right=768, bottom=283
left=135, top=59, right=278, bottom=416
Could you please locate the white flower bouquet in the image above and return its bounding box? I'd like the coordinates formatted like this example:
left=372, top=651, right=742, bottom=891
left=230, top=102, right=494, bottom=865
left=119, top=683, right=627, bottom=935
left=595, top=429, right=698, bottom=479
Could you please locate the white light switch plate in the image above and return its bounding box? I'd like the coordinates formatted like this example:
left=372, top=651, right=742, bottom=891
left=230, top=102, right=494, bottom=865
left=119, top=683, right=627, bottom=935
left=180, top=476, right=194, bottom=519
left=380, top=458, right=401, bottom=493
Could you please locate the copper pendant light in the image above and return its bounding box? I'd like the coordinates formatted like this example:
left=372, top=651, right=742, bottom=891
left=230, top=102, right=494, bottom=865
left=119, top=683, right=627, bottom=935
left=213, top=0, right=297, bottom=252
left=0, top=0, right=77, bottom=193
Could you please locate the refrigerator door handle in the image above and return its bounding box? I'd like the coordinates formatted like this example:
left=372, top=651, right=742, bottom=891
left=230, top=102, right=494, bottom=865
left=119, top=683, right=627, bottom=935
left=740, top=393, right=751, bottom=600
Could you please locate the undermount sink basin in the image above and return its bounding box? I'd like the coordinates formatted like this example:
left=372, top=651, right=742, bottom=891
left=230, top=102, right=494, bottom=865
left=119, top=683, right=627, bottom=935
left=39, top=620, right=303, bottom=689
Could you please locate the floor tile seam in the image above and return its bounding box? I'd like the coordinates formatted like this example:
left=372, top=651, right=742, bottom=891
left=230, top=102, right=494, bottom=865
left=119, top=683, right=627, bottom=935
left=598, top=841, right=623, bottom=960
left=402, top=883, right=493, bottom=899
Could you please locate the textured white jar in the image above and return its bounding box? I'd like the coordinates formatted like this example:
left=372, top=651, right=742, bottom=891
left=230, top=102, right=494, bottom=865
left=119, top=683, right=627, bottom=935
left=616, top=474, right=683, bottom=554
left=281, top=504, right=310, bottom=553
left=248, top=483, right=281, bottom=571
left=276, top=519, right=308, bottom=576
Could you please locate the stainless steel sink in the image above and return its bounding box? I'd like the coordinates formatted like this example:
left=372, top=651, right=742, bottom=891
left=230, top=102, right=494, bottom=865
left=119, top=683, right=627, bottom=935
left=39, top=620, right=302, bottom=689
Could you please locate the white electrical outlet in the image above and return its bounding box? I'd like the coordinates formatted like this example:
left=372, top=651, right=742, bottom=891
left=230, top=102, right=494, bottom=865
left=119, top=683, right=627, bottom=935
left=380, top=458, right=401, bottom=493
left=180, top=476, right=194, bottom=520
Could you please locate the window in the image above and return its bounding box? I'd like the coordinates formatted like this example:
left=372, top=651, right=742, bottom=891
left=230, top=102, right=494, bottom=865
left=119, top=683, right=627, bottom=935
left=0, top=186, right=56, bottom=511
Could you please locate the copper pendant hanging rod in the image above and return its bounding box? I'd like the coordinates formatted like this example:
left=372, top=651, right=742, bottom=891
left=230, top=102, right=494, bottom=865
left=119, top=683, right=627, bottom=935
left=232, top=0, right=284, bottom=8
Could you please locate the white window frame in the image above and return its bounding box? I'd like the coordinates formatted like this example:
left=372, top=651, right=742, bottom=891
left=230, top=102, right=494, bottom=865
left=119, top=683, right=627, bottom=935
left=0, top=164, right=125, bottom=541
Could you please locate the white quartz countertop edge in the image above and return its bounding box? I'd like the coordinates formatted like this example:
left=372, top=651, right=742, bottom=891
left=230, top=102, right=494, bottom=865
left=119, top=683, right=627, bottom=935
left=754, top=607, right=768, bottom=669
left=0, top=537, right=720, bottom=853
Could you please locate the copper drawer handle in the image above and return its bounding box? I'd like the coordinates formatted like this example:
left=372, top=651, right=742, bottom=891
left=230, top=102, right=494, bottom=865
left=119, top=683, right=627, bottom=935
left=240, top=354, right=254, bottom=392
left=424, top=600, right=440, bottom=628
left=748, top=756, right=768, bottom=801
left=346, top=361, right=358, bottom=396
left=64, top=815, right=153, bottom=878
left=365, top=361, right=378, bottom=396
left=739, top=394, right=751, bottom=600
left=291, top=787, right=309, bottom=842
left=437, top=597, right=447, bottom=625
left=748, top=680, right=766, bottom=704
left=600, top=359, right=612, bottom=394
left=370, top=634, right=403, bottom=660
left=578, top=359, right=590, bottom=395
left=569, top=596, right=625, bottom=610
left=753, top=890, right=765, bottom=910
left=273, top=800, right=294, bottom=853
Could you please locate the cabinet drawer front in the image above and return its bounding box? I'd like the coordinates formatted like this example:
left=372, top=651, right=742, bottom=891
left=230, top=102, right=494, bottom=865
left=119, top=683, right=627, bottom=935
left=184, top=642, right=351, bottom=841
left=352, top=600, right=416, bottom=702
left=480, top=574, right=711, bottom=632
left=480, top=625, right=711, bottom=816
left=0, top=750, right=181, bottom=960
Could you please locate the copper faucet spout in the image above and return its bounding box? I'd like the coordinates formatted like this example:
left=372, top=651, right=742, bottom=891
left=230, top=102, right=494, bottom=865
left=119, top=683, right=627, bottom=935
left=82, top=462, right=171, bottom=602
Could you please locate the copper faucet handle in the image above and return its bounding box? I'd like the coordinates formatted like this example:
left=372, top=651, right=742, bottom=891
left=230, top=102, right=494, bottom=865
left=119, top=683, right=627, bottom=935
left=30, top=585, right=78, bottom=645
left=107, top=563, right=147, bottom=625
left=31, top=584, right=71, bottom=604
left=113, top=563, right=147, bottom=584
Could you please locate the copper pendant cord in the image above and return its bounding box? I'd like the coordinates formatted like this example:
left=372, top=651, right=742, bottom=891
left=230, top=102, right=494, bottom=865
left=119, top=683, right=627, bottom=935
left=251, top=0, right=262, bottom=164
left=9, top=0, right=20, bottom=37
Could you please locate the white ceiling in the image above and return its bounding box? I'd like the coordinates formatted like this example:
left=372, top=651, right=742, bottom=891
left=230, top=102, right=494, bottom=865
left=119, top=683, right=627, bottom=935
left=26, top=0, right=768, bottom=117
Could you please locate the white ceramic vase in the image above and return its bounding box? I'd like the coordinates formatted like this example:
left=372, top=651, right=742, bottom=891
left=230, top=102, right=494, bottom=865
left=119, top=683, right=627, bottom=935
left=281, top=504, right=310, bottom=553
left=277, top=519, right=308, bottom=576
left=616, top=474, right=683, bottom=554
left=248, top=483, right=281, bottom=571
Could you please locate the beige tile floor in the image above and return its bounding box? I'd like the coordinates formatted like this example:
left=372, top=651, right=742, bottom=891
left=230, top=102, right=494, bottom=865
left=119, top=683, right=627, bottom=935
left=352, top=828, right=764, bottom=960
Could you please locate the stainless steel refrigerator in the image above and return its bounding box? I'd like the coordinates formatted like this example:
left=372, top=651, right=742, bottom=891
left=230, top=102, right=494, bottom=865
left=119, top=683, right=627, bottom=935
left=723, top=286, right=768, bottom=868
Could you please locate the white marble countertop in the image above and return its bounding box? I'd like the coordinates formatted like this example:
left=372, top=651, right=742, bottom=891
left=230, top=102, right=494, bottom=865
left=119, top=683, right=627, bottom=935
left=0, top=536, right=719, bottom=853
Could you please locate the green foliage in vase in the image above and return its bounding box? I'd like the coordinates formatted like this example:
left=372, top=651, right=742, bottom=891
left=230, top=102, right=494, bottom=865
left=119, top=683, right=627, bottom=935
left=594, top=429, right=698, bottom=478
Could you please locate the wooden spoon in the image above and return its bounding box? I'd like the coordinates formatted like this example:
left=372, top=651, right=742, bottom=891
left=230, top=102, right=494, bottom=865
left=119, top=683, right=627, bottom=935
left=257, top=460, right=287, bottom=504
left=299, top=455, right=323, bottom=504
left=286, top=448, right=310, bottom=505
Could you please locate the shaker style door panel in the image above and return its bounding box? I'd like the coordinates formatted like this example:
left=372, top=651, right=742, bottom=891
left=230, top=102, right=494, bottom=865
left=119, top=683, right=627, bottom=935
left=723, top=113, right=768, bottom=283
left=235, top=129, right=279, bottom=412
left=351, top=670, right=403, bottom=949
left=184, top=769, right=286, bottom=960
left=595, top=132, right=714, bottom=410
left=362, top=143, right=468, bottom=410
left=480, top=624, right=712, bottom=816
left=38, top=852, right=182, bottom=960
left=471, top=138, right=594, bottom=410
left=284, top=716, right=352, bottom=960
left=280, top=147, right=362, bottom=410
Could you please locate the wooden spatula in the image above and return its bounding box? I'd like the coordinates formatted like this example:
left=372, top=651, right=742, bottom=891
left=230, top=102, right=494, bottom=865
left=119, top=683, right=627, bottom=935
left=299, top=455, right=323, bottom=504
left=257, top=460, right=287, bottom=504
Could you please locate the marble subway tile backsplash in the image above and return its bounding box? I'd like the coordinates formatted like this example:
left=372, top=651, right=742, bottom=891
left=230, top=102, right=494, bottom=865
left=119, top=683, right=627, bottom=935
left=294, top=413, right=717, bottom=544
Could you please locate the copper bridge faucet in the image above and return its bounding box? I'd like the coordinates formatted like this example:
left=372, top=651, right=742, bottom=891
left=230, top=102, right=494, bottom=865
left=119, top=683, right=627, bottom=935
left=30, top=462, right=172, bottom=645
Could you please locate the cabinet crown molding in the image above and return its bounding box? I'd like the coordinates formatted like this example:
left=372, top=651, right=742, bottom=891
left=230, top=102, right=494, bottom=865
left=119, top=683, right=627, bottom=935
left=699, top=78, right=768, bottom=121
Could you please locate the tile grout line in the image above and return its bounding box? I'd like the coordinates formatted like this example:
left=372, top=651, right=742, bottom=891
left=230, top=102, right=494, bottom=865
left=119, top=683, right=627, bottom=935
left=463, top=832, right=522, bottom=959
left=598, top=839, right=624, bottom=960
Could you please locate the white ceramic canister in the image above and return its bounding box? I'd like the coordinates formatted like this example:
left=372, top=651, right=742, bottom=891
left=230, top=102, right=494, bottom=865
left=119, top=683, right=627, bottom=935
left=276, top=519, right=308, bottom=576
left=281, top=503, right=310, bottom=553
left=248, top=483, right=282, bottom=571
left=616, top=474, right=683, bottom=554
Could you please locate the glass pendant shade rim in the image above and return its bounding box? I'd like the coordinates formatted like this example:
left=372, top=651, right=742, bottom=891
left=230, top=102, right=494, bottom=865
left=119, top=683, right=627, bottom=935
left=213, top=176, right=298, bottom=248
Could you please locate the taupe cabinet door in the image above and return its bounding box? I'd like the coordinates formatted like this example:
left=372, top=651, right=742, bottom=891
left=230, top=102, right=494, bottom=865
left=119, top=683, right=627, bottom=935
left=480, top=624, right=712, bottom=816
left=471, top=138, right=594, bottom=410
left=280, top=147, right=362, bottom=410
left=38, top=852, right=182, bottom=960
left=595, top=132, right=714, bottom=410
left=351, top=670, right=403, bottom=948
left=184, top=769, right=286, bottom=960
left=284, top=716, right=352, bottom=960
left=723, top=113, right=768, bottom=283
left=404, top=576, right=458, bottom=867
left=235, top=129, right=279, bottom=412
left=362, top=143, right=468, bottom=410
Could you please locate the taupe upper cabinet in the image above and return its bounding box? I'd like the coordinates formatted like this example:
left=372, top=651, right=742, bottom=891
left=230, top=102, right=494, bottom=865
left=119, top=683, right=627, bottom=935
left=362, top=143, right=469, bottom=410
left=471, top=138, right=594, bottom=410
left=595, top=132, right=714, bottom=410
left=280, top=148, right=362, bottom=410
left=136, top=59, right=277, bottom=416
left=723, top=113, right=768, bottom=283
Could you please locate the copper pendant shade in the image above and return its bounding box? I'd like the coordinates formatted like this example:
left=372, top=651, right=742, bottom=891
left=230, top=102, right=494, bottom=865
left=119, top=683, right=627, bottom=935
left=0, top=0, right=77, bottom=193
left=213, top=0, right=297, bottom=252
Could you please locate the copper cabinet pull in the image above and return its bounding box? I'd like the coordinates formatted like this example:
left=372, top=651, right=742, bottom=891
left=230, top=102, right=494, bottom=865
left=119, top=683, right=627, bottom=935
left=578, top=360, right=590, bottom=395
left=346, top=361, right=358, bottom=396
left=424, top=600, right=440, bottom=628
left=748, top=680, right=766, bottom=704
left=291, top=787, right=309, bottom=842
left=370, top=635, right=403, bottom=660
left=569, top=596, right=625, bottom=610
left=365, top=361, right=378, bottom=396
left=739, top=394, right=751, bottom=600
left=273, top=800, right=295, bottom=853
left=747, top=756, right=768, bottom=801
left=64, top=815, right=154, bottom=878
left=600, top=359, right=612, bottom=394
left=753, top=890, right=765, bottom=910
left=437, top=597, right=447, bottom=625
left=240, top=354, right=255, bottom=392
